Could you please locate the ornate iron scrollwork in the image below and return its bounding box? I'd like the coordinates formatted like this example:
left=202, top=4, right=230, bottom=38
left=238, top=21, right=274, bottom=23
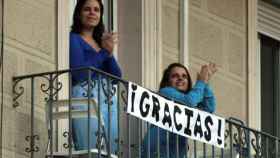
left=13, top=79, right=25, bottom=108
left=39, top=73, right=63, bottom=102
left=101, top=78, right=116, bottom=106
left=62, top=131, right=71, bottom=149
left=224, top=129, right=230, bottom=147
left=251, top=132, right=263, bottom=157
left=25, top=135, right=40, bottom=153
left=79, top=79, right=96, bottom=98
left=121, top=88, right=128, bottom=111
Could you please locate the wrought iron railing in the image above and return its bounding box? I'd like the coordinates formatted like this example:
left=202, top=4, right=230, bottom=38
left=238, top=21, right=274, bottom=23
left=12, top=67, right=280, bottom=158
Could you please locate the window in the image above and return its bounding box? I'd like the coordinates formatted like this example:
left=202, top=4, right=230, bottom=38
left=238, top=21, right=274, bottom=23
left=260, top=34, right=280, bottom=137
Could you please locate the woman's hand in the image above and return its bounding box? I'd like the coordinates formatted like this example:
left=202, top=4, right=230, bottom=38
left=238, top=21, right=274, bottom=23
left=208, top=62, right=217, bottom=78
left=197, top=63, right=218, bottom=83
left=197, top=65, right=210, bottom=83
left=101, top=32, right=118, bottom=56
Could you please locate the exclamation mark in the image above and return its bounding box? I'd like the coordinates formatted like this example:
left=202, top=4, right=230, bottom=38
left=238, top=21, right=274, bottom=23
left=217, top=119, right=222, bottom=145
left=130, top=84, right=137, bottom=112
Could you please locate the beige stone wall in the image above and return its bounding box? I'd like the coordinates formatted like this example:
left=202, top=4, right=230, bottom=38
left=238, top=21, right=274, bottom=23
left=2, top=0, right=56, bottom=157
left=162, top=0, right=180, bottom=67
left=189, top=0, right=247, bottom=121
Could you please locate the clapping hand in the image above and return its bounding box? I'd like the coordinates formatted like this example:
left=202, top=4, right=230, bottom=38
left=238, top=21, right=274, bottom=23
left=197, top=65, right=210, bottom=83
left=208, top=62, right=217, bottom=78
left=101, top=32, right=118, bottom=56
left=197, top=63, right=218, bottom=83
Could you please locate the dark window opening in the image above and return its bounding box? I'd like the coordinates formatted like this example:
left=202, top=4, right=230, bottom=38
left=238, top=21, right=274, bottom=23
left=260, top=34, right=280, bottom=137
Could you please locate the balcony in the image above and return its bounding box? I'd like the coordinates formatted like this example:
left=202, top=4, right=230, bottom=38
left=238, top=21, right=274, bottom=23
left=12, top=67, right=280, bottom=158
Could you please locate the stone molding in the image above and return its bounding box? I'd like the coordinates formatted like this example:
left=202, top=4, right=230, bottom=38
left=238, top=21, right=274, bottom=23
left=248, top=0, right=260, bottom=130
left=141, top=0, right=162, bottom=90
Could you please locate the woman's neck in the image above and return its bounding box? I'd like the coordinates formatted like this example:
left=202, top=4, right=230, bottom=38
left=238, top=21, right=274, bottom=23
left=80, top=31, right=92, bottom=38
left=80, top=28, right=101, bottom=51
left=80, top=28, right=94, bottom=38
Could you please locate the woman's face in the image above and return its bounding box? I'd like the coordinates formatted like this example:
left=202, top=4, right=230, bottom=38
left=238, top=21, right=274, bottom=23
left=80, top=0, right=101, bottom=29
left=169, top=66, right=189, bottom=92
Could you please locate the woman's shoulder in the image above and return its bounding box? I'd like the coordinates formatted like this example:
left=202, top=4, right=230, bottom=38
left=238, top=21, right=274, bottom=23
left=70, top=32, right=80, bottom=40
left=69, top=32, right=89, bottom=50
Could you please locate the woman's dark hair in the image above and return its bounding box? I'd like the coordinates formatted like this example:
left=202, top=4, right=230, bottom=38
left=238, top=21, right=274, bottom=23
left=159, top=63, right=193, bottom=93
left=71, top=0, right=105, bottom=47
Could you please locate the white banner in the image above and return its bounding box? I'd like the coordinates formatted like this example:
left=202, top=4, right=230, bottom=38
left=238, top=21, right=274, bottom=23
left=127, top=82, right=225, bottom=148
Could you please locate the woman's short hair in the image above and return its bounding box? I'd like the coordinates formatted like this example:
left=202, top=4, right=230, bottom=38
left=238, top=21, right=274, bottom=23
left=159, top=63, right=193, bottom=93
left=71, top=0, right=105, bottom=47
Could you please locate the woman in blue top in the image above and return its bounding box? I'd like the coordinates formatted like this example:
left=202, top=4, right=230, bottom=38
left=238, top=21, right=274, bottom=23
left=142, top=63, right=217, bottom=158
left=70, top=0, right=122, bottom=154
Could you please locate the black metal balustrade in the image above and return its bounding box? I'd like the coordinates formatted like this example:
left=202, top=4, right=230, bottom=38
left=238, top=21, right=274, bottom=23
left=12, top=67, right=280, bottom=158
